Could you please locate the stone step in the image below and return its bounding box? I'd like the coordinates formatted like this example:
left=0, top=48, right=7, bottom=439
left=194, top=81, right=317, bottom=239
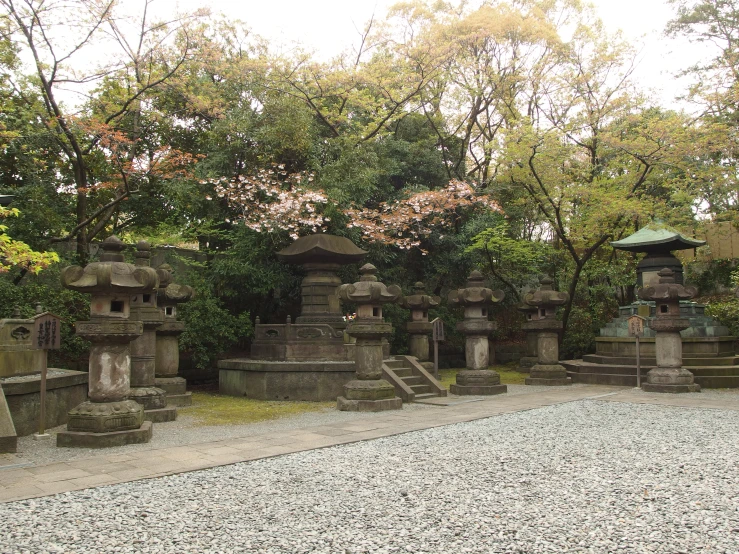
left=410, top=384, right=432, bottom=394
left=583, top=354, right=739, bottom=366
left=401, top=376, right=422, bottom=386
left=565, top=361, right=739, bottom=378
left=383, top=360, right=407, bottom=370
left=413, top=393, right=438, bottom=400
left=391, top=367, right=413, bottom=378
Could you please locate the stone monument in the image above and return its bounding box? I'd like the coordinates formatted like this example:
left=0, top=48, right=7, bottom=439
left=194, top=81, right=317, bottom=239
left=219, top=234, right=367, bottom=401
left=336, top=264, right=403, bottom=411
left=128, top=241, right=176, bottom=422
left=524, top=276, right=571, bottom=386
left=447, top=270, right=507, bottom=395
left=57, top=235, right=158, bottom=447
left=154, top=263, right=195, bottom=407
left=638, top=268, right=701, bottom=393
left=399, top=282, right=440, bottom=370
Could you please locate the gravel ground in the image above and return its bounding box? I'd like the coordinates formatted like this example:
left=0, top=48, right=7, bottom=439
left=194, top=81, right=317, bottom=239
left=1, top=383, right=573, bottom=467
left=2, top=399, right=738, bottom=553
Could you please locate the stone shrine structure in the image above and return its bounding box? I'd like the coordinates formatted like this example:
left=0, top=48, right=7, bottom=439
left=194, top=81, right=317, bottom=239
left=219, top=234, right=366, bottom=401
left=523, top=277, right=571, bottom=386
left=128, top=241, right=176, bottom=422
left=399, top=282, right=440, bottom=370
left=154, top=263, right=195, bottom=407
left=447, top=270, right=506, bottom=395
left=336, top=264, right=402, bottom=411
left=57, top=236, right=158, bottom=447
left=563, top=226, right=739, bottom=387
left=638, top=268, right=701, bottom=393
left=517, top=302, right=539, bottom=372
left=0, top=307, right=86, bottom=436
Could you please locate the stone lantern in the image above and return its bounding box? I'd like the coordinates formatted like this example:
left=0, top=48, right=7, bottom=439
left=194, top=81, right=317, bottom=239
left=57, top=236, right=158, bottom=447
left=517, top=302, right=539, bottom=372
left=128, top=241, right=176, bottom=422
left=336, top=264, right=403, bottom=411
left=638, top=268, right=701, bottom=393
left=399, top=282, right=440, bottom=370
left=154, top=263, right=195, bottom=406
left=447, top=270, right=506, bottom=395
left=523, top=276, right=571, bottom=386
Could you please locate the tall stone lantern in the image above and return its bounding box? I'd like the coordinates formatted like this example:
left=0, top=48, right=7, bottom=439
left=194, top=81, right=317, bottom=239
left=336, top=264, right=403, bottom=411
left=128, top=241, right=176, bottom=422
left=517, top=302, right=539, bottom=372
left=57, top=236, right=158, bottom=447
left=154, top=263, right=195, bottom=406
left=399, top=282, right=440, bottom=370
left=638, top=268, right=701, bottom=393
left=447, top=270, right=507, bottom=395
left=523, top=276, right=571, bottom=386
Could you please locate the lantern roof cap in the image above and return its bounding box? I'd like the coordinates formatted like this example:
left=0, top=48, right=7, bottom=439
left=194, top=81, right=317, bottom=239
left=610, top=226, right=704, bottom=253
left=277, top=234, right=367, bottom=265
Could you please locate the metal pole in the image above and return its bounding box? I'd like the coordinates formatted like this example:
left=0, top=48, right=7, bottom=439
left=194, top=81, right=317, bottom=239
left=636, top=334, right=641, bottom=388
left=37, top=349, right=48, bottom=437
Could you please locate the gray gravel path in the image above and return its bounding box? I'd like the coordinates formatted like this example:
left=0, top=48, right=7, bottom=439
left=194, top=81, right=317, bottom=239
left=3, top=384, right=573, bottom=467
left=2, top=399, right=738, bottom=553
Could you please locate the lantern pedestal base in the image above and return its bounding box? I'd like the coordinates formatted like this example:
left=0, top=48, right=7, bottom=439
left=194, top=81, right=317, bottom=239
left=526, top=364, right=572, bottom=386
left=337, top=378, right=402, bottom=411
left=337, top=396, right=402, bottom=412
left=155, top=376, right=192, bottom=407
left=451, top=369, right=507, bottom=396
left=57, top=420, right=153, bottom=448
left=642, top=367, right=701, bottom=393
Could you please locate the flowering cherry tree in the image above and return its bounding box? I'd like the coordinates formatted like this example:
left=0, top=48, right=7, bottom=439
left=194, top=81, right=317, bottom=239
left=207, top=168, right=501, bottom=250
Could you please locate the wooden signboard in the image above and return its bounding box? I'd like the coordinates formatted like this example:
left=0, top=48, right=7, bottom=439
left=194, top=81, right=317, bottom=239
left=431, top=318, right=445, bottom=379
left=627, top=314, right=647, bottom=388
left=33, top=313, right=62, bottom=351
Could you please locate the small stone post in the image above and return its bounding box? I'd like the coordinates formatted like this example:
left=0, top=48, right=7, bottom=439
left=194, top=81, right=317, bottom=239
left=336, top=264, right=403, bottom=411
left=154, top=263, right=195, bottom=406
left=447, top=270, right=507, bottom=395
left=524, top=276, right=571, bottom=386
left=400, top=282, right=440, bottom=370
left=638, top=268, right=700, bottom=393
left=128, top=241, right=176, bottom=422
left=517, top=302, right=538, bottom=372
left=57, top=236, right=158, bottom=447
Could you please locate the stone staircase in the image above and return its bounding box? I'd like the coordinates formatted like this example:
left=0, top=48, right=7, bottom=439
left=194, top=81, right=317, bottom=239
left=563, top=354, right=739, bottom=388
left=382, top=355, right=447, bottom=403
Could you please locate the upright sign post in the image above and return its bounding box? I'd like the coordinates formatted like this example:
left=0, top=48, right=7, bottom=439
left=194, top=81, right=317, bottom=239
left=627, top=315, right=646, bottom=388
left=431, top=317, right=445, bottom=380
left=33, top=311, right=62, bottom=439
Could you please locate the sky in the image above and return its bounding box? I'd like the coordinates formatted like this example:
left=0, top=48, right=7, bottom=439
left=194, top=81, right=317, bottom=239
left=160, top=0, right=713, bottom=110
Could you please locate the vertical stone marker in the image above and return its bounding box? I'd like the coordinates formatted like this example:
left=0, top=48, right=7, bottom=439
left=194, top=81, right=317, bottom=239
left=400, top=282, right=440, bottom=370
left=337, top=264, right=403, bottom=411
left=154, top=263, right=195, bottom=406
left=517, top=302, right=539, bottom=372
left=524, top=276, right=572, bottom=386
left=57, top=236, right=158, bottom=448
left=638, top=268, right=701, bottom=393
left=129, top=241, right=176, bottom=422
left=447, top=270, right=507, bottom=395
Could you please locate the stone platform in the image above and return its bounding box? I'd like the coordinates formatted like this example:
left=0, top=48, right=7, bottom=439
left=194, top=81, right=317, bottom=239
left=218, top=360, right=356, bottom=401
left=0, top=369, right=88, bottom=436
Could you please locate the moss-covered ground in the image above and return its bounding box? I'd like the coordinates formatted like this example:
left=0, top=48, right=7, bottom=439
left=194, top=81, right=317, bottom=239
left=181, top=393, right=334, bottom=426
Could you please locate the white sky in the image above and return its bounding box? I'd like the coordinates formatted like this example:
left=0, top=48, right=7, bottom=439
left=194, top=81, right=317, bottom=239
left=161, top=0, right=713, bottom=110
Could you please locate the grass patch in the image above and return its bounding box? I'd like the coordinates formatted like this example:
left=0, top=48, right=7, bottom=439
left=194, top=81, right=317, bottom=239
left=439, top=363, right=527, bottom=387
left=181, top=392, right=334, bottom=426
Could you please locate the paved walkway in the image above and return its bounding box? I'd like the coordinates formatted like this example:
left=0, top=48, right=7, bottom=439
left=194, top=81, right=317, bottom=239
left=0, top=385, right=735, bottom=504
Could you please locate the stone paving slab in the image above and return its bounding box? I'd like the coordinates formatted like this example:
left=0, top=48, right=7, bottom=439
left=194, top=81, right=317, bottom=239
left=1, top=384, right=736, bottom=503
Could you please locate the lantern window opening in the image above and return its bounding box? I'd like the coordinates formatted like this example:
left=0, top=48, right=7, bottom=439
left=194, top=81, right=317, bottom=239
left=111, top=301, right=124, bottom=313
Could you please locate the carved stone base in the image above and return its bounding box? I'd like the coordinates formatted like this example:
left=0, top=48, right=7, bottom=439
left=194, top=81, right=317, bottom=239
left=518, top=356, right=538, bottom=372
left=342, top=379, right=397, bottom=401
left=164, top=393, right=192, bottom=407
left=144, top=406, right=177, bottom=423
left=450, top=383, right=507, bottom=396
left=642, top=367, right=701, bottom=393
left=128, top=386, right=168, bottom=410
left=57, top=421, right=153, bottom=448
left=66, top=400, right=144, bottom=433
left=154, top=376, right=187, bottom=396
left=526, top=363, right=571, bottom=385
left=337, top=396, right=402, bottom=412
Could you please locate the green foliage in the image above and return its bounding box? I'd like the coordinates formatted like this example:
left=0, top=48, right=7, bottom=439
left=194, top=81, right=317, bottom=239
left=706, top=298, right=739, bottom=337
left=178, top=280, right=253, bottom=370
left=685, top=258, right=738, bottom=294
